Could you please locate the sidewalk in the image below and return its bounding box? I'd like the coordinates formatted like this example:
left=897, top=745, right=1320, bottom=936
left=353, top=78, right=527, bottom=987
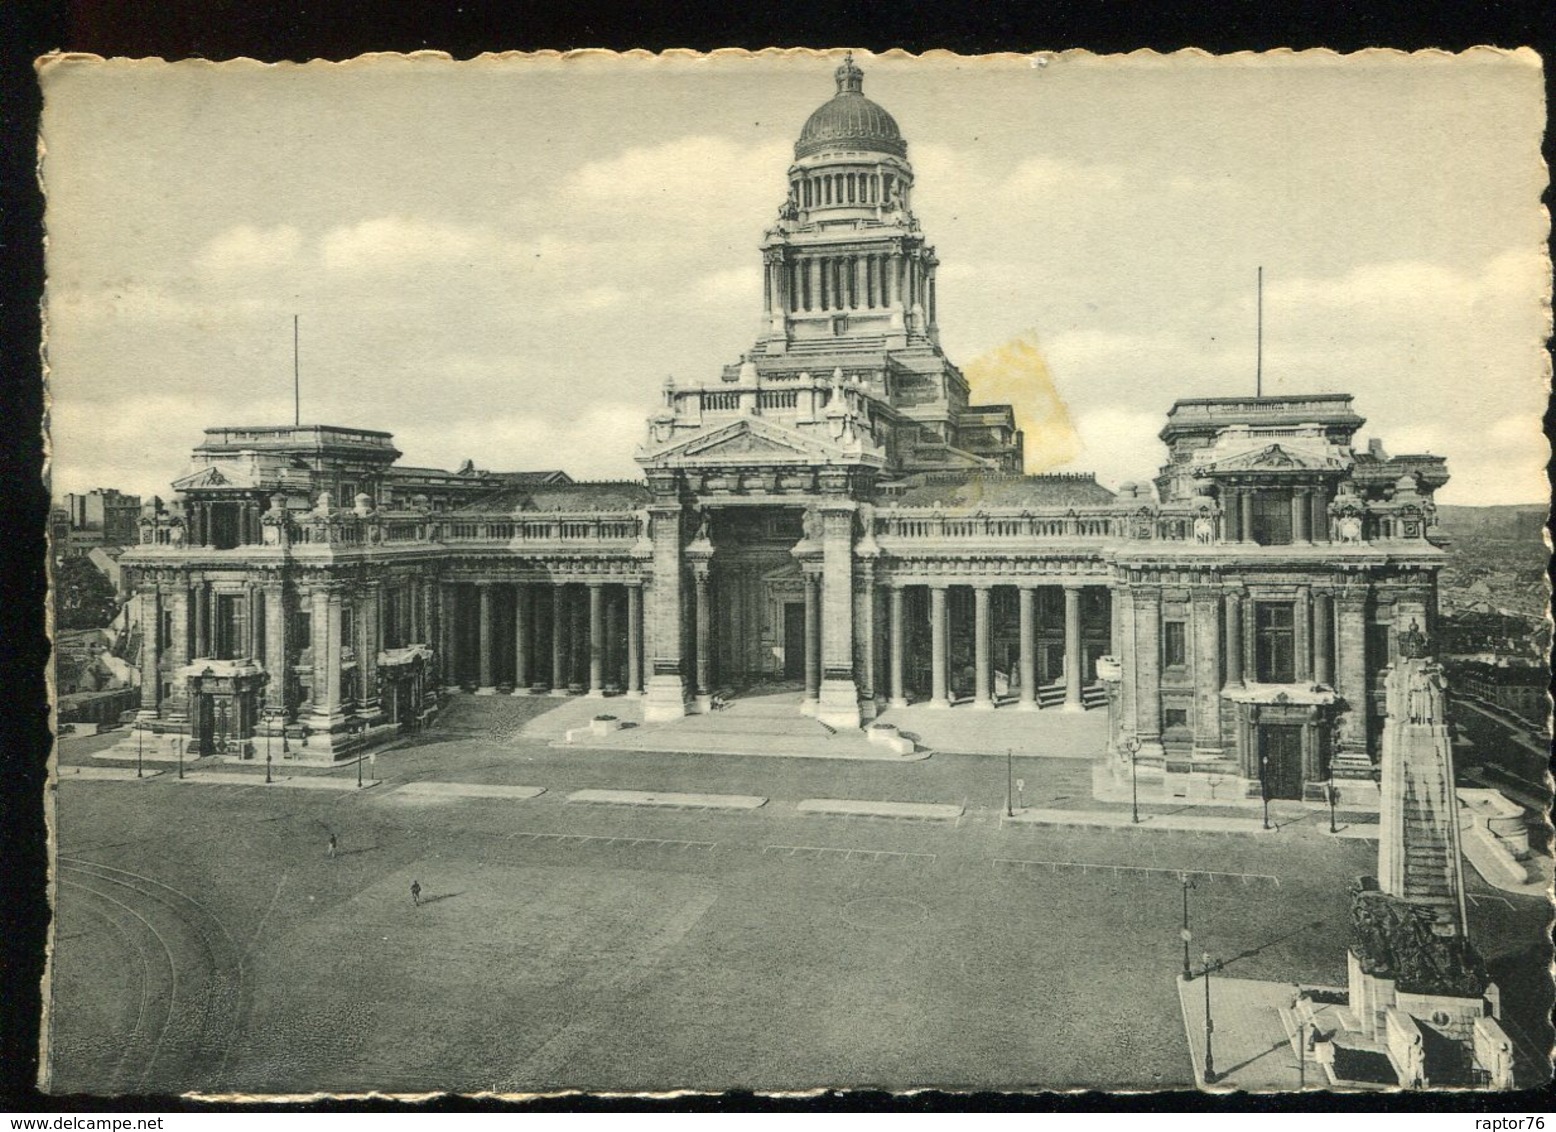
left=1006, top=806, right=1378, bottom=839
left=1177, top=974, right=1327, bottom=1092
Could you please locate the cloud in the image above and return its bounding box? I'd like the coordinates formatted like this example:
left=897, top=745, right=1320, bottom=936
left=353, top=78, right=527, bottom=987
left=196, top=224, right=302, bottom=275
left=320, top=216, right=482, bottom=273
left=692, top=266, right=761, bottom=305
left=396, top=400, right=648, bottom=482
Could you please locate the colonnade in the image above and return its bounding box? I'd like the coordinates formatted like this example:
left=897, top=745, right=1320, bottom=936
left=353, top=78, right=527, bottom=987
left=1220, top=484, right=1330, bottom=544
left=782, top=251, right=915, bottom=314
left=442, top=580, right=644, bottom=699
left=882, top=581, right=1095, bottom=711
left=792, top=168, right=900, bottom=211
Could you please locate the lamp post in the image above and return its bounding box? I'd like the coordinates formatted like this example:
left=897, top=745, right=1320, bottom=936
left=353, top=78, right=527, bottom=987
left=1005, top=748, right=1014, bottom=818
left=265, top=724, right=273, bottom=784
left=1202, top=951, right=1218, bottom=1084
left=135, top=725, right=143, bottom=779
left=1180, top=874, right=1195, bottom=980
left=1125, top=736, right=1141, bottom=824
left=176, top=734, right=184, bottom=780
left=1260, top=752, right=1271, bottom=830
left=1298, top=1015, right=1307, bottom=1091
left=1326, top=776, right=1338, bottom=834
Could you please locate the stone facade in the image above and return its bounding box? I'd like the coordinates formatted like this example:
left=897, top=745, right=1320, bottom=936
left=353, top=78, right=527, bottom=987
left=116, top=59, right=1448, bottom=788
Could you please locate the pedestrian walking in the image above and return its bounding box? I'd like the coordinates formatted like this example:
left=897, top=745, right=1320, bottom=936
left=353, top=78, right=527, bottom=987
left=327, top=833, right=337, bottom=859
left=411, top=879, right=421, bottom=907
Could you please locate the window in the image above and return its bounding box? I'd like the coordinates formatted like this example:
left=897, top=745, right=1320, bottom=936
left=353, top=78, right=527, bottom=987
left=1163, top=708, right=1190, bottom=733
left=1163, top=621, right=1187, bottom=668
left=159, top=609, right=172, bottom=651
left=1255, top=602, right=1296, bottom=683
left=1250, top=491, right=1293, bottom=546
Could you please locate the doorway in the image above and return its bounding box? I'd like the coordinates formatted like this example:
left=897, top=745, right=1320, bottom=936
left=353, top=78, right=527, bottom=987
left=783, top=603, right=805, bottom=680
left=1259, top=724, right=1304, bottom=800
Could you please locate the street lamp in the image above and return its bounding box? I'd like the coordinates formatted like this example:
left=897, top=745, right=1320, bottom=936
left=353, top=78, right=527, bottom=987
left=1180, top=874, right=1195, bottom=981
left=1297, top=1014, right=1307, bottom=1091
left=135, top=725, right=144, bottom=779
left=1125, top=736, right=1141, bottom=824
left=1260, top=752, right=1271, bottom=830
left=176, top=734, right=184, bottom=780
left=265, top=725, right=273, bottom=784
left=1202, top=951, right=1218, bottom=1084
left=1005, top=748, right=1014, bottom=818
left=1326, top=776, right=1339, bottom=834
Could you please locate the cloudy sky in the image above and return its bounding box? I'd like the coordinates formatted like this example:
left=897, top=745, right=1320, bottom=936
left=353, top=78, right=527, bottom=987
left=40, top=49, right=1548, bottom=505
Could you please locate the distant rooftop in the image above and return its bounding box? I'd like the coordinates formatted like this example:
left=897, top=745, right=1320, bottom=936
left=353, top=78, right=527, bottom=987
left=890, top=472, right=1115, bottom=509
left=1161, top=394, right=1365, bottom=440
left=196, top=424, right=400, bottom=459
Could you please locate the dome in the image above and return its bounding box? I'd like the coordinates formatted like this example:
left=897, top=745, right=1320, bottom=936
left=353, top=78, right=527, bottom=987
left=794, top=55, right=907, bottom=160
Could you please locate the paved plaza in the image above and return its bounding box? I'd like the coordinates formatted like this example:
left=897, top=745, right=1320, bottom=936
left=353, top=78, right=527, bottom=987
left=46, top=696, right=1553, bottom=1095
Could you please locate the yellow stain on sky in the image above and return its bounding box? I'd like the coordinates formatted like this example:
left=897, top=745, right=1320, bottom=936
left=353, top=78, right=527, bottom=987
left=962, top=332, right=1081, bottom=474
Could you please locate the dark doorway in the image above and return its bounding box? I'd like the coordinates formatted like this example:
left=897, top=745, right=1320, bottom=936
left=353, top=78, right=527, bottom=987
left=783, top=603, right=805, bottom=680
left=1260, top=725, right=1304, bottom=800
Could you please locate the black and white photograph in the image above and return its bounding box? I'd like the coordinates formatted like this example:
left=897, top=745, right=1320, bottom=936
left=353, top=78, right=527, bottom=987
left=35, top=48, right=1552, bottom=1096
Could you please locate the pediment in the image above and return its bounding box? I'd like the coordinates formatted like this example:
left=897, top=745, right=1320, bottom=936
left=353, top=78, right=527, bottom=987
left=173, top=465, right=255, bottom=490
left=1205, top=443, right=1331, bottom=473
left=639, top=417, right=860, bottom=468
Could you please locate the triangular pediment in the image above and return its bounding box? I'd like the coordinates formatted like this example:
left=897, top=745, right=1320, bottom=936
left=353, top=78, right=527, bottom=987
left=173, top=465, right=255, bottom=490
left=638, top=416, right=871, bottom=469
left=1204, top=443, right=1333, bottom=473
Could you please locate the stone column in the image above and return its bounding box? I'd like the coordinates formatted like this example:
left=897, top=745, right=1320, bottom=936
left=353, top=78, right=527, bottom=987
left=1224, top=590, right=1244, bottom=686
left=853, top=561, right=878, bottom=714
left=435, top=584, right=454, bottom=690
left=1222, top=488, right=1240, bottom=542
left=604, top=585, right=621, bottom=692
left=1292, top=488, right=1311, bottom=544
left=571, top=583, right=588, bottom=689
left=802, top=570, right=821, bottom=709
left=1192, top=589, right=1222, bottom=756
left=1133, top=587, right=1162, bottom=751
left=1311, top=489, right=1330, bottom=543
left=550, top=583, right=569, bottom=696
left=166, top=584, right=190, bottom=719
left=308, top=584, right=345, bottom=740
left=360, top=583, right=381, bottom=715
left=1294, top=585, right=1312, bottom=682
left=888, top=583, right=907, bottom=708
left=1115, top=586, right=1134, bottom=738
left=588, top=581, right=607, bottom=698
left=513, top=583, right=532, bottom=693
left=690, top=568, right=712, bottom=711
left=973, top=584, right=994, bottom=709
left=815, top=503, right=860, bottom=728
left=137, top=588, right=161, bottom=717
left=193, top=581, right=209, bottom=659
left=1335, top=592, right=1370, bottom=755
left=262, top=581, right=288, bottom=722
left=626, top=583, right=644, bottom=696
left=1239, top=490, right=1255, bottom=545
left=475, top=582, right=497, bottom=694
left=1313, top=591, right=1334, bottom=686
left=1062, top=583, right=1085, bottom=711
left=929, top=583, right=950, bottom=708
left=643, top=505, right=687, bottom=720
left=1017, top=584, right=1037, bottom=711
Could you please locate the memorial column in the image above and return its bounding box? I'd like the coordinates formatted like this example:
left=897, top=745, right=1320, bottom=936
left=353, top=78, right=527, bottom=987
left=138, top=587, right=161, bottom=717
left=802, top=570, right=821, bottom=710
left=643, top=500, right=687, bottom=720
left=817, top=502, right=859, bottom=728
left=262, top=580, right=288, bottom=723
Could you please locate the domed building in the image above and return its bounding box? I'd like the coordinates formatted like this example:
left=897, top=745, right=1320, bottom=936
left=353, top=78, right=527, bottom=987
left=115, top=58, right=1450, bottom=810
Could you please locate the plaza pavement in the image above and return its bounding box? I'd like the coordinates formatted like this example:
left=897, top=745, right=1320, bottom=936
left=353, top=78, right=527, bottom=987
left=46, top=695, right=1553, bottom=1095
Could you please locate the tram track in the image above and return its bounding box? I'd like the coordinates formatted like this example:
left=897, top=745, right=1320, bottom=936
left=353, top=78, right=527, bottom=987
left=57, top=857, right=248, bottom=1093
